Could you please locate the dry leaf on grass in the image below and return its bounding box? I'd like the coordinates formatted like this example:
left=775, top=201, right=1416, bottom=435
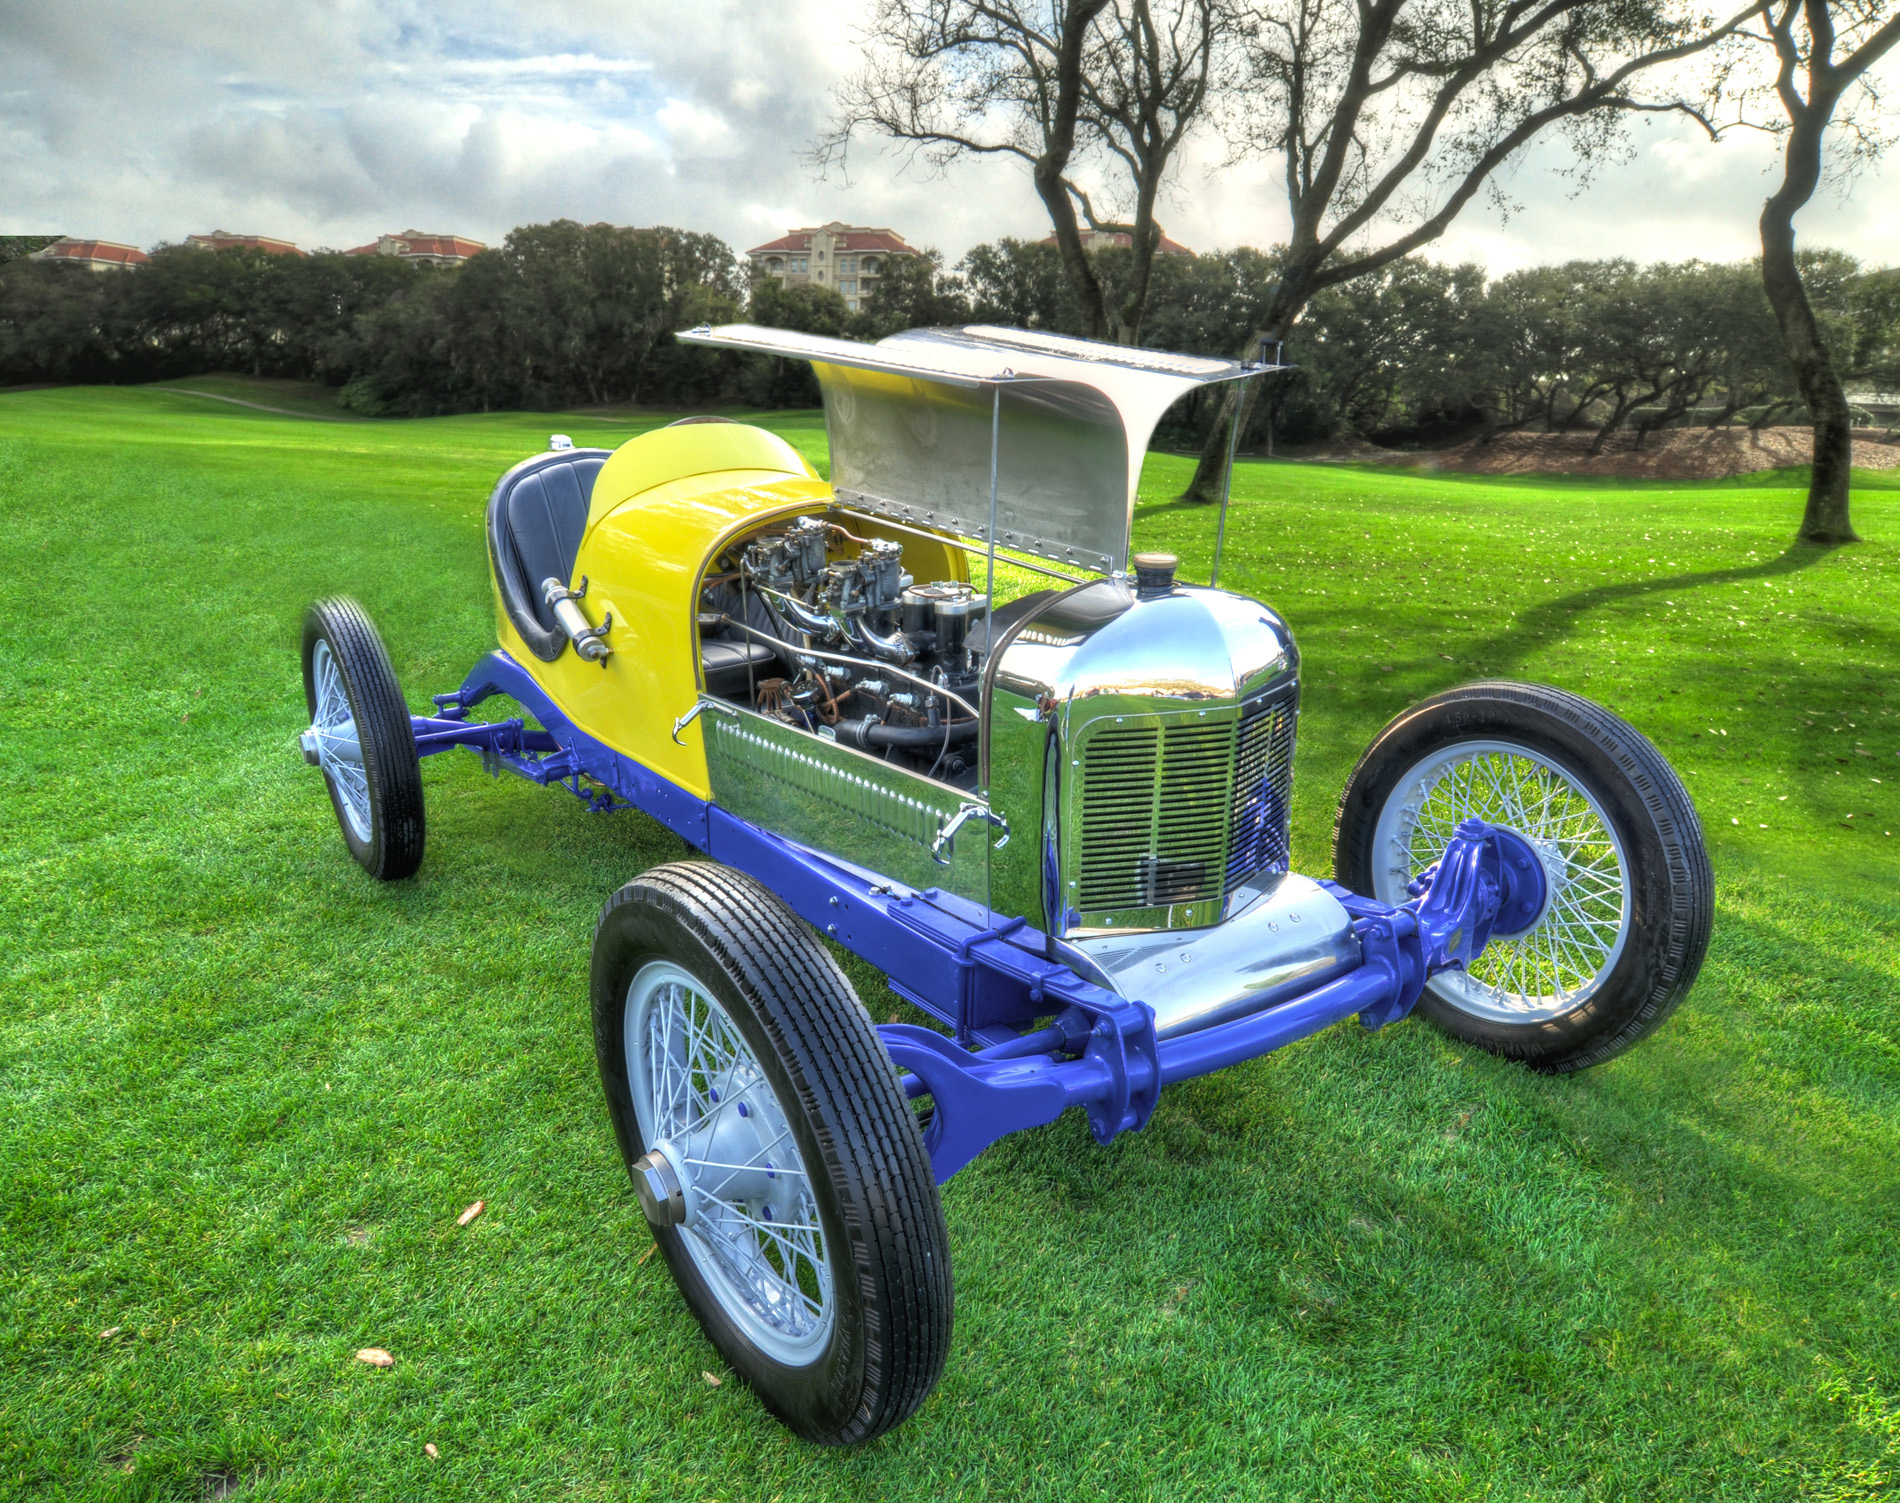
left=355, top=1347, right=394, bottom=1368
left=456, top=1200, right=485, bottom=1227
left=702, top=1370, right=722, bottom=1388
left=99, top=1326, right=121, bottom=1339
left=424, top=1443, right=439, bottom=1460
left=638, top=1240, right=659, bottom=1265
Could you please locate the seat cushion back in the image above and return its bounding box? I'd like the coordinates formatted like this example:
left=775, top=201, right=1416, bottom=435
left=486, top=449, right=612, bottom=662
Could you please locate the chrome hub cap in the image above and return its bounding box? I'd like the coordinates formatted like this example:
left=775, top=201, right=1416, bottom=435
left=307, top=639, right=370, bottom=841
left=1372, top=739, right=1630, bottom=1023
left=623, top=960, right=834, bottom=1365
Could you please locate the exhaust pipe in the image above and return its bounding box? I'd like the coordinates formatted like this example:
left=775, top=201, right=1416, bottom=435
left=542, top=577, right=613, bottom=664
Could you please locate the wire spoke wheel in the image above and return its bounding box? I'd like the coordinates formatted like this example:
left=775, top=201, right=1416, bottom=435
left=310, top=639, right=372, bottom=841
left=1335, top=682, right=1712, bottom=1072
left=591, top=862, right=951, bottom=1444
left=1373, top=739, right=1629, bottom=1023
left=625, top=961, right=834, bottom=1365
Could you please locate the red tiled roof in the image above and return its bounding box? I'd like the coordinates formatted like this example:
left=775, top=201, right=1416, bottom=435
left=35, top=238, right=149, bottom=267
left=186, top=232, right=303, bottom=256
left=343, top=232, right=486, bottom=259
left=746, top=226, right=919, bottom=258
left=836, top=231, right=915, bottom=253
left=399, top=234, right=485, bottom=258
left=747, top=232, right=813, bottom=255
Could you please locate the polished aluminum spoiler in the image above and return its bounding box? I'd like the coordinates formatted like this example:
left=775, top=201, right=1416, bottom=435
left=676, top=323, right=1276, bottom=575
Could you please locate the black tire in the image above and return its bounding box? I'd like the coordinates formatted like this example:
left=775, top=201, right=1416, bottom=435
left=591, top=862, right=952, bottom=1445
left=1333, top=681, right=1712, bottom=1073
left=300, top=597, right=425, bottom=880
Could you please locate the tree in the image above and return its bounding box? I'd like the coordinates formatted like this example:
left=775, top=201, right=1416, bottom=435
left=858, top=248, right=973, bottom=335
left=959, top=236, right=1079, bottom=327
left=337, top=223, right=744, bottom=415
left=1074, top=0, right=1226, bottom=338
left=1174, top=0, right=1762, bottom=501
left=0, top=236, right=60, bottom=266
left=1749, top=0, right=1900, bottom=543
left=1292, top=257, right=1486, bottom=437
left=823, top=0, right=1224, bottom=343
left=0, top=260, right=116, bottom=384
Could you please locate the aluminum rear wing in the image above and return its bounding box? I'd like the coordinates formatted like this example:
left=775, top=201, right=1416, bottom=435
left=675, top=323, right=1282, bottom=578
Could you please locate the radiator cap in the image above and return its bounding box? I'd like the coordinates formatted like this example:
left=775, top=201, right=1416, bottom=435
left=1131, top=552, right=1179, bottom=600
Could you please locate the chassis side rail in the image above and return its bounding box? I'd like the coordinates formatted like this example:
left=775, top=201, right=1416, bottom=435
left=429, top=648, right=1545, bottom=1184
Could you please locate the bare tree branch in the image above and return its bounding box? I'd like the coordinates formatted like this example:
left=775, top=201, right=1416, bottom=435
left=821, top=0, right=1226, bottom=341
left=1176, top=0, right=1766, bottom=500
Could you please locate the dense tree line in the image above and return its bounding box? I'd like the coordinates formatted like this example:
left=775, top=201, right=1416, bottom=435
left=2, top=220, right=1894, bottom=448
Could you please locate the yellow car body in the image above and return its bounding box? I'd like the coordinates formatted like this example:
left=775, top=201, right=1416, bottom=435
left=491, top=420, right=967, bottom=800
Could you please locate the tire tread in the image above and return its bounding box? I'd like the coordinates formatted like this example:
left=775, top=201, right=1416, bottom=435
left=595, top=863, right=950, bottom=1444
left=302, top=596, right=425, bottom=880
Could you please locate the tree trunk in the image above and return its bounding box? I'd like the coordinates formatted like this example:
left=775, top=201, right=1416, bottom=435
left=1035, top=162, right=1112, bottom=340
left=1034, top=0, right=1115, bottom=342
left=1761, top=196, right=1858, bottom=542
left=1177, top=266, right=1311, bottom=503
left=1759, top=47, right=1859, bottom=544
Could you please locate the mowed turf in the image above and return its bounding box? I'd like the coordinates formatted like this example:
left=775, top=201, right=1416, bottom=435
left=1, top=382, right=1897, bottom=1502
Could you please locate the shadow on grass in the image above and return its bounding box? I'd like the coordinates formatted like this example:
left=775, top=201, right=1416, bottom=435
left=1465, top=541, right=1838, bottom=679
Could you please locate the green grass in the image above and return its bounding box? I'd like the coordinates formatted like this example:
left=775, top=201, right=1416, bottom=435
left=2, top=380, right=1897, bottom=1501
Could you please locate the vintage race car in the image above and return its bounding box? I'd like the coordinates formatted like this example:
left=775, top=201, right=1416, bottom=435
left=297, top=324, right=1712, bottom=1445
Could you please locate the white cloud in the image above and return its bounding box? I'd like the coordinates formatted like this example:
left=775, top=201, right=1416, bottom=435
left=0, top=0, right=1893, bottom=277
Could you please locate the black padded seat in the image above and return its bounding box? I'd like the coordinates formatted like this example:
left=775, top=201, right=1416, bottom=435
left=702, top=639, right=781, bottom=699
left=486, top=448, right=612, bottom=662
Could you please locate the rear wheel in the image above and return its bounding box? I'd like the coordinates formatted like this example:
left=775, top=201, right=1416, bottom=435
left=1334, top=681, right=1711, bottom=1072
left=591, top=862, right=952, bottom=1444
left=300, top=597, right=424, bottom=880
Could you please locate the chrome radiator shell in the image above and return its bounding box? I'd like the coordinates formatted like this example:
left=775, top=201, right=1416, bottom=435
left=985, top=581, right=1299, bottom=939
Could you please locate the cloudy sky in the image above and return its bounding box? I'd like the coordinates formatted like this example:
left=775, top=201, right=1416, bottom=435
left=3, top=0, right=1894, bottom=274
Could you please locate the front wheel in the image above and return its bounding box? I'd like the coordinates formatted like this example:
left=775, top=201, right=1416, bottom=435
left=591, top=862, right=952, bottom=1445
left=1333, top=681, right=1712, bottom=1073
left=300, top=597, right=424, bottom=880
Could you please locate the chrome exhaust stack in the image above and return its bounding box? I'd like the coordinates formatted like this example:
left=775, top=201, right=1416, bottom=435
left=542, top=577, right=613, bottom=664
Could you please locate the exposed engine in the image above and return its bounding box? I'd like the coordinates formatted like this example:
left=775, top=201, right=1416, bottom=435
left=699, top=515, right=990, bottom=787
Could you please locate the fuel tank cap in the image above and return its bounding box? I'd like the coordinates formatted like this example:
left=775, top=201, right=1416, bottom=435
left=1131, top=552, right=1179, bottom=599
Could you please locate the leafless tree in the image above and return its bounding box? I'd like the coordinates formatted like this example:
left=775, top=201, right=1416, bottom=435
left=820, top=0, right=1225, bottom=343
left=1747, top=0, right=1900, bottom=544
left=1174, top=0, right=1762, bottom=501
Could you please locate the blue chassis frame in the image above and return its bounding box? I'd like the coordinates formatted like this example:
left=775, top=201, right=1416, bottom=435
left=418, top=650, right=1547, bottom=1184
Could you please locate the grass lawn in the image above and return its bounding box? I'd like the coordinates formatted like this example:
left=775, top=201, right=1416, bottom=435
left=2, top=381, right=1897, bottom=1501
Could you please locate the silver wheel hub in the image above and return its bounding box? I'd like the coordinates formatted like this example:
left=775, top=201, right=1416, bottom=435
left=624, top=960, right=834, bottom=1365
left=1371, top=738, right=1631, bottom=1023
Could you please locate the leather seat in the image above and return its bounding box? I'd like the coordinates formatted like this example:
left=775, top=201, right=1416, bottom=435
left=486, top=448, right=611, bottom=662
left=702, top=639, right=781, bottom=698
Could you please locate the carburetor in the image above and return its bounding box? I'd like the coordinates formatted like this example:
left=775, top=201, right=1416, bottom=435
left=742, top=515, right=832, bottom=594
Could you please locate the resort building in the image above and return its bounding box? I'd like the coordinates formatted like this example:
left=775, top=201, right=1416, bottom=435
left=185, top=231, right=303, bottom=255
left=746, top=223, right=919, bottom=312
left=344, top=230, right=487, bottom=267
left=28, top=238, right=150, bottom=272
left=1038, top=225, right=1194, bottom=256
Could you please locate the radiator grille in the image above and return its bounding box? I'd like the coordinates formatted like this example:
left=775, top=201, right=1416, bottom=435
left=1074, top=685, right=1297, bottom=920
left=1227, top=692, right=1298, bottom=888
left=1076, top=727, right=1162, bottom=911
